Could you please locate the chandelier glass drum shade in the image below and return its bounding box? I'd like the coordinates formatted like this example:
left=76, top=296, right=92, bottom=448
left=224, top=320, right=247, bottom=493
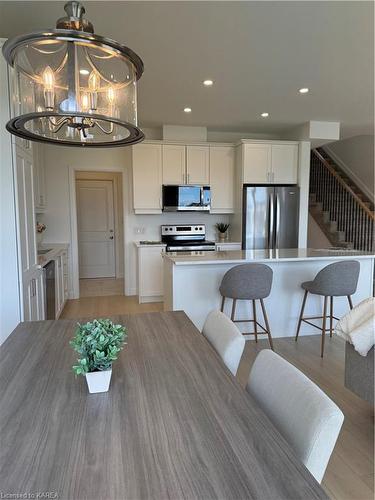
left=2, top=1, right=145, bottom=147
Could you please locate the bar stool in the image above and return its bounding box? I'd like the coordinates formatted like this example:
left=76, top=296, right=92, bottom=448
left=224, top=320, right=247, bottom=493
left=295, top=260, right=360, bottom=357
left=219, top=263, right=274, bottom=349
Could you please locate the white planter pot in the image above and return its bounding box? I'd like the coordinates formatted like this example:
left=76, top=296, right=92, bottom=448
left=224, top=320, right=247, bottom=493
left=85, top=368, right=112, bottom=393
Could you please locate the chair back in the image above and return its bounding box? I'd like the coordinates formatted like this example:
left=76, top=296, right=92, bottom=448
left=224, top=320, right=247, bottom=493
left=219, top=263, right=273, bottom=300
left=312, top=260, right=360, bottom=296
left=202, top=310, right=245, bottom=376
left=246, top=349, right=344, bottom=483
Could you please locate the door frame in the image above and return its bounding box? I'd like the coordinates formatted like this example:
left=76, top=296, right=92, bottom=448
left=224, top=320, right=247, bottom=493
left=68, top=165, right=127, bottom=299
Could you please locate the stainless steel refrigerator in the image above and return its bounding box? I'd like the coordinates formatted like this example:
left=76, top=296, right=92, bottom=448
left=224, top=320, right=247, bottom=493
left=242, top=185, right=300, bottom=249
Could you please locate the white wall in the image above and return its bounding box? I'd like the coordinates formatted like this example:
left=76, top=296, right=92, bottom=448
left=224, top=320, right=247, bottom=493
left=42, top=145, right=230, bottom=297
left=0, top=39, right=20, bottom=344
left=324, top=135, right=374, bottom=199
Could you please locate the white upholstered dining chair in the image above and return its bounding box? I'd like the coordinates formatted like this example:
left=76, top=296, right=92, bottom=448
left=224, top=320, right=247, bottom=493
left=246, top=349, right=344, bottom=483
left=202, top=310, right=245, bottom=376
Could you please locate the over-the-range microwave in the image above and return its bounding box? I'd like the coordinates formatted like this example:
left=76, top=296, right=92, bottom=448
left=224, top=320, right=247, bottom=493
left=162, top=185, right=211, bottom=212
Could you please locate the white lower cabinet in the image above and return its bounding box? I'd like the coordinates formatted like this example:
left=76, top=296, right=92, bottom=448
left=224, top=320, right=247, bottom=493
left=137, top=245, right=166, bottom=303
left=215, top=242, right=242, bottom=251
left=55, top=250, right=68, bottom=318
left=23, top=268, right=45, bottom=321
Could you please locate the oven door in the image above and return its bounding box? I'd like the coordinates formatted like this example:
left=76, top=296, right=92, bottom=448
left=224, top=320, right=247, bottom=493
left=162, top=185, right=210, bottom=211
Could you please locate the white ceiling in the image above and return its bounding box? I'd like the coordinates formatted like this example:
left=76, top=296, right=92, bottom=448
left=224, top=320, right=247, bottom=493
left=0, top=1, right=373, bottom=139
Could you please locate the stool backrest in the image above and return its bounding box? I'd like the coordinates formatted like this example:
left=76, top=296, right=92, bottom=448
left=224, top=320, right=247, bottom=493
left=246, top=349, right=344, bottom=483
left=220, top=263, right=273, bottom=299
left=313, top=260, right=360, bottom=296
left=202, top=310, right=245, bottom=376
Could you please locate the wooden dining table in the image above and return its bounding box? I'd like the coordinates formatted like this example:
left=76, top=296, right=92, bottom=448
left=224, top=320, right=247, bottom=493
left=0, top=311, right=328, bottom=500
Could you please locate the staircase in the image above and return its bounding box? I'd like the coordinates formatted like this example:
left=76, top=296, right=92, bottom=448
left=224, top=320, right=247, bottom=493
left=309, top=148, right=374, bottom=251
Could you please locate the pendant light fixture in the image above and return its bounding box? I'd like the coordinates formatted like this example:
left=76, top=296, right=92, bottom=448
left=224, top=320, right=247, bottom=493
left=2, top=1, right=144, bottom=147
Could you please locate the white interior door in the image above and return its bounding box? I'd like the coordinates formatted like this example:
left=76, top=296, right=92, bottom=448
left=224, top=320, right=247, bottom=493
left=77, top=179, right=116, bottom=279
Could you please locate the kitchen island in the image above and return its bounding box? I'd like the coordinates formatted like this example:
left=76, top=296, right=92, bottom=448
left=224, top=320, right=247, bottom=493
left=163, top=249, right=375, bottom=336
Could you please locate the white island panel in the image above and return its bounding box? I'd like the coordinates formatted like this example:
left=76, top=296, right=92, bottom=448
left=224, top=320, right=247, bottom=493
left=163, top=249, right=374, bottom=337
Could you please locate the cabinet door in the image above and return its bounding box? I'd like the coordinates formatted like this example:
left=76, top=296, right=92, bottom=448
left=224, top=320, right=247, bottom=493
left=15, top=146, right=37, bottom=273
left=33, top=143, right=46, bottom=211
left=186, top=146, right=210, bottom=184
left=271, top=144, right=298, bottom=184
left=216, top=243, right=242, bottom=251
left=55, top=255, right=62, bottom=316
left=210, top=146, right=235, bottom=213
left=35, top=270, right=45, bottom=320
left=132, top=144, right=162, bottom=213
left=243, top=144, right=271, bottom=184
left=162, top=145, right=186, bottom=184
left=138, top=247, right=164, bottom=301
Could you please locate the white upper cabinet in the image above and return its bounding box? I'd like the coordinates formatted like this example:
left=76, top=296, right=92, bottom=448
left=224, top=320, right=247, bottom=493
left=271, top=144, right=298, bottom=184
left=186, top=146, right=210, bottom=185
left=243, top=144, right=272, bottom=183
left=33, top=143, right=46, bottom=212
left=210, top=146, right=235, bottom=213
left=242, top=143, right=298, bottom=184
left=132, top=143, right=162, bottom=214
left=162, top=144, right=186, bottom=184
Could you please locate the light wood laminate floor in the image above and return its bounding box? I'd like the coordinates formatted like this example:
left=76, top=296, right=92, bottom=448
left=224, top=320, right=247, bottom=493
left=60, top=296, right=373, bottom=500
left=79, top=278, right=125, bottom=297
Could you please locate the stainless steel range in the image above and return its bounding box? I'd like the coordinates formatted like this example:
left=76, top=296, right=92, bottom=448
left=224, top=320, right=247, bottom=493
left=161, top=224, right=216, bottom=252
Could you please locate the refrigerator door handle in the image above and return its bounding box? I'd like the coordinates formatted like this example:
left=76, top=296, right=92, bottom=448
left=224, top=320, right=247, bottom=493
left=275, top=193, right=281, bottom=249
left=268, top=192, right=274, bottom=249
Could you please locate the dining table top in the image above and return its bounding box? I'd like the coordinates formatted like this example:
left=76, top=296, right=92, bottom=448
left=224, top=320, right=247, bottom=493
left=0, top=311, right=328, bottom=500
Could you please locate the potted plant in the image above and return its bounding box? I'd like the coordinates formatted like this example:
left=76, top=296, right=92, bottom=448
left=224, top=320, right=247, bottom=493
left=36, top=222, right=46, bottom=246
left=215, top=222, right=230, bottom=242
left=70, top=319, right=127, bottom=394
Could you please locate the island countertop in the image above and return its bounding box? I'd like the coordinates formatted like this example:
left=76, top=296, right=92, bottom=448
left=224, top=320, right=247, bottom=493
left=163, top=248, right=375, bottom=266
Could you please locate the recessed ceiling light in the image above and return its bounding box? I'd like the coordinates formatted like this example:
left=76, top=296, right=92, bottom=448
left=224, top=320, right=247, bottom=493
left=80, top=69, right=90, bottom=75
left=299, top=87, right=309, bottom=94
left=203, top=79, right=213, bottom=86
left=261, top=112, right=269, bottom=117
left=184, top=107, right=192, bottom=113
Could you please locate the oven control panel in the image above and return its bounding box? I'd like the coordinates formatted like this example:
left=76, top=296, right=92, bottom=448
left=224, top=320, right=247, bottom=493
left=161, top=224, right=205, bottom=236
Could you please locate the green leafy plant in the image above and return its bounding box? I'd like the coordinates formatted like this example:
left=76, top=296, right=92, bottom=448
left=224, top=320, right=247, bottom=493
left=215, top=222, right=230, bottom=234
left=70, top=319, right=127, bottom=376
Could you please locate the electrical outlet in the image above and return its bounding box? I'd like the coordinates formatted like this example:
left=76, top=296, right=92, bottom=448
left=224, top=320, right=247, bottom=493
left=134, top=227, right=145, bottom=235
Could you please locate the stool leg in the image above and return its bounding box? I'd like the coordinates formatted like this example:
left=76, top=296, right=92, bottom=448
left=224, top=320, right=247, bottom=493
left=329, top=296, right=334, bottom=338
left=220, top=296, right=225, bottom=313
left=231, top=299, right=237, bottom=321
left=260, top=299, right=274, bottom=351
left=321, top=296, right=328, bottom=358
left=347, top=295, right=353, bottom=310
left=295, top=290, right=308, bottom=341
left=252, top=300, right=258, bottom=342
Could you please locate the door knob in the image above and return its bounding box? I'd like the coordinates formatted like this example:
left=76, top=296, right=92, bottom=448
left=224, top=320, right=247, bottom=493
left=109, top=236, right=114, bottom=240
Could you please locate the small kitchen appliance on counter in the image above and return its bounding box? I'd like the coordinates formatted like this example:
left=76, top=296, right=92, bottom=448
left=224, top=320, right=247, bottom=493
left=161, top=224, right=216, bottom=252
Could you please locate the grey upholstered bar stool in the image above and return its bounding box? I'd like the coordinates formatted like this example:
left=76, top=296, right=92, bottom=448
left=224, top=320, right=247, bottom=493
left=219, top=263, right=274, bottom=349
left=295, top=260, right=360, bottom=357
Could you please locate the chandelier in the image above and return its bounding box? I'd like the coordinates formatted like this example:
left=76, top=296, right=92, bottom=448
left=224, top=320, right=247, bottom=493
left=2, top=1, right=144, bottom=147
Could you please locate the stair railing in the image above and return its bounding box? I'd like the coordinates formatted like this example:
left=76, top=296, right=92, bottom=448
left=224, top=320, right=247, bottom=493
left=310, top=149, right=374, bottom=252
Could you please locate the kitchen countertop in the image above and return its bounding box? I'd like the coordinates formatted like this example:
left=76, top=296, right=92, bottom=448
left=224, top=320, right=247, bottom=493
left=134, top=241, right=166, bottom=248
left=163, top=248, right=375, bottom=266
left=37, top=243, right=69, bottom=267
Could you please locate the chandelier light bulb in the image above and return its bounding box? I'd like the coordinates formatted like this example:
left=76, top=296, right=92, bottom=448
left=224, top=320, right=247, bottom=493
left=42, top=66, right=55, bottom=90
left=107, top=86, right=116, bottom=105
left=88, top=71, right=100, bottom=92
left=81, top=93, right=90, bottom=112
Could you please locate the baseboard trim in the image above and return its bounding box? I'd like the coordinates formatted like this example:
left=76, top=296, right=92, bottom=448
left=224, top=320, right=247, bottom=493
left=323, top=145, right=374, bottom=202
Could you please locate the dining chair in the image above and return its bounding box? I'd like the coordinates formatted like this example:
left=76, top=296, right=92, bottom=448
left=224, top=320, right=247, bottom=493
left=246, top=349, right=344, bottom=483
left=202, top=310, right=245, bottom=376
